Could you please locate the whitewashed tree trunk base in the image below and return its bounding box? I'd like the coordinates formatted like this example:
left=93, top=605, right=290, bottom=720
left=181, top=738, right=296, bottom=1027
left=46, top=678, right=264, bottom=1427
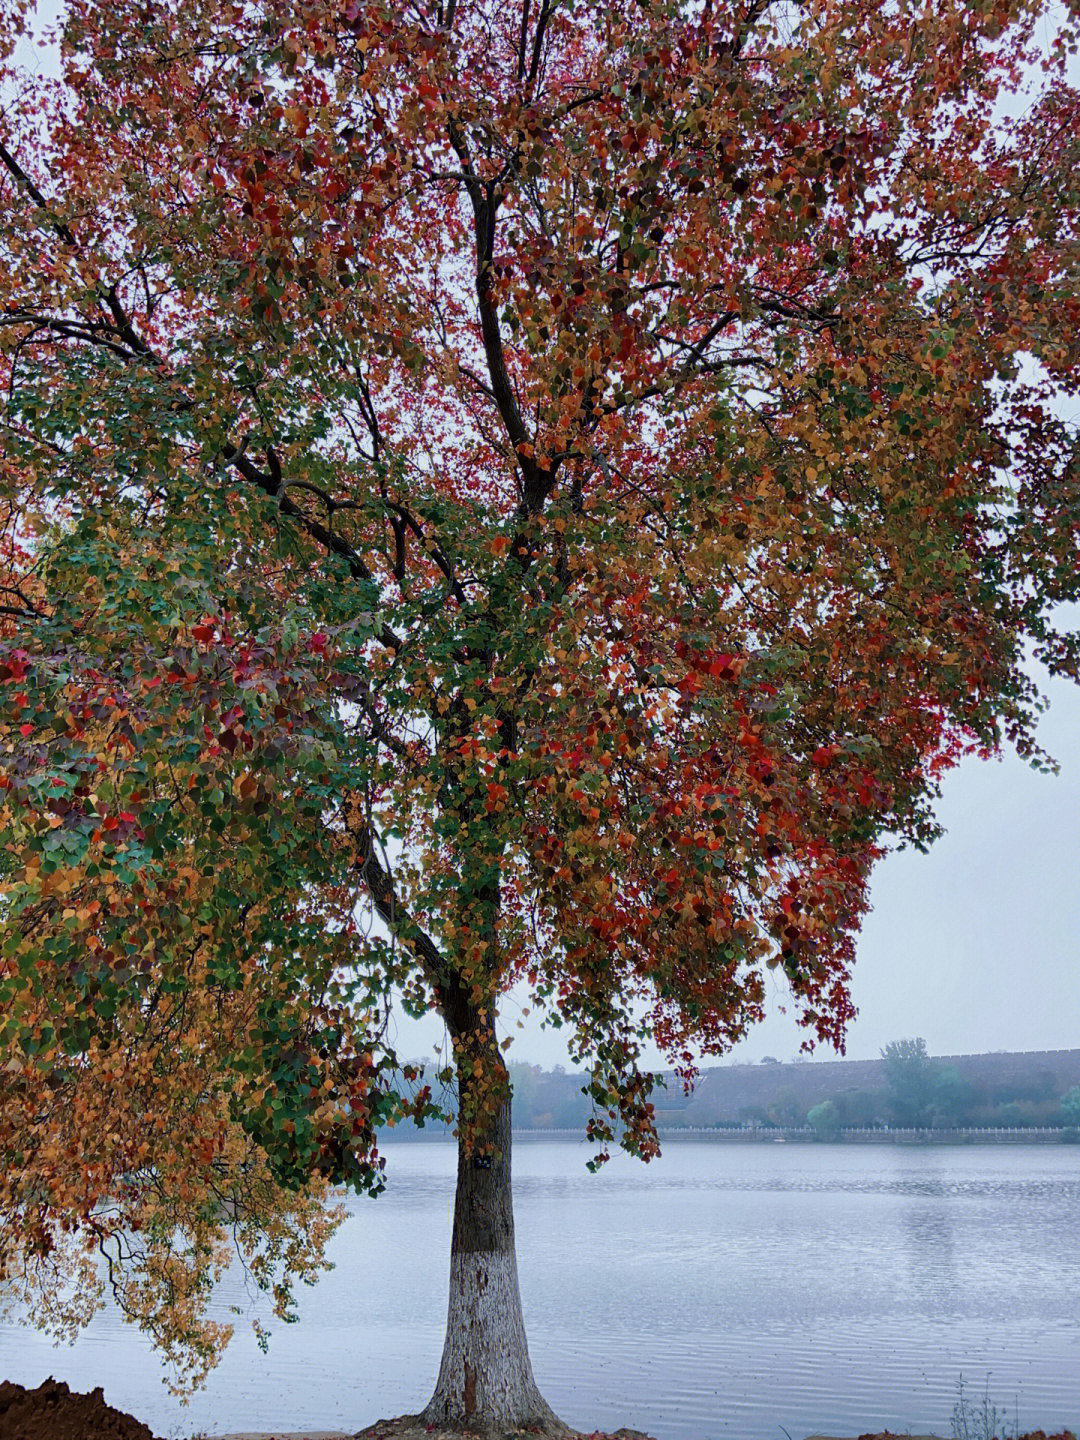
left=421, top=1250, right=565, bottom=1434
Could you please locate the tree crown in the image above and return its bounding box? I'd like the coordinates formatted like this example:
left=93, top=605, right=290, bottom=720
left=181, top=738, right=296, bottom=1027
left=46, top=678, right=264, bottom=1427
left=1, top=0, right=1078, bottom=1384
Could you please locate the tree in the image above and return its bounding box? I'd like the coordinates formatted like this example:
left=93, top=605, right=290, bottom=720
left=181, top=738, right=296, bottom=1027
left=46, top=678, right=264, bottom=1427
left=832, top=1087, right=883, bottom=1130
left=930, top=1066, right=974, bottom=1129
left=1060, top=1085, right=1080, bottom=1128
left=766, top=1089, right=803, bottom=1129
left=1, top=0, right=1078, bottom=1429
left=881, top=1039, right=936, bottom=1128
left=807, top=1099, right=839, bottom=1139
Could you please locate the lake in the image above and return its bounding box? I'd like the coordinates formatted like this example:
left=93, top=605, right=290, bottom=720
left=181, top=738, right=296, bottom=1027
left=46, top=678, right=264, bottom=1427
left=2, top=1138, right=1078, bottom=1440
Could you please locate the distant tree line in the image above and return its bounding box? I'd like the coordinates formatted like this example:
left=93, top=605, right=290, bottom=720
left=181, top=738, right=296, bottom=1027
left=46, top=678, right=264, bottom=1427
left=753, top=1041, right=1080, bottom=1134
left=866, top=1039, right=1080, bottom=1132
left=395, top=1047, right=1080, bottom=1137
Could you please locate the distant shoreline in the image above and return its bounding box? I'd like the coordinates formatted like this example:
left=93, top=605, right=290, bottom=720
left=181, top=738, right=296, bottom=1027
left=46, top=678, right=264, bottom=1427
left=381, top=1124, right=1080, bottom=1144
left=405, top=1047, right=1080, bottom=1134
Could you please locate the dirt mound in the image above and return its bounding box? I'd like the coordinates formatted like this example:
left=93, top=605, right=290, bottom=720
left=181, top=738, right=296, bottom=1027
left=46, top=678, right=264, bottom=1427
left=0, top=1377, right=160, bottom=1440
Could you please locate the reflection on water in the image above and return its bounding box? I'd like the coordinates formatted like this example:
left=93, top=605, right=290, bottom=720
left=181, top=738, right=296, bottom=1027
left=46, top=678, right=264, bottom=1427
left=900, top=1160, right=961, bottom=1314
left=1, top=1140, right=1078, bottom=1440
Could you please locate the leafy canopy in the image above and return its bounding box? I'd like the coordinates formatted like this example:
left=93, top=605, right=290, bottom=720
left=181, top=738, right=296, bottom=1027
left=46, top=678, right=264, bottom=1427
left=1, top=0, right=1078, bottom=1384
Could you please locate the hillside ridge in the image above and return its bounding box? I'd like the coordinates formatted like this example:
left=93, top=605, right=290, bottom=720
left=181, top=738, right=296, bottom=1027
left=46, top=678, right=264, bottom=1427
left=392, top=1047, right=1080, bottom=1135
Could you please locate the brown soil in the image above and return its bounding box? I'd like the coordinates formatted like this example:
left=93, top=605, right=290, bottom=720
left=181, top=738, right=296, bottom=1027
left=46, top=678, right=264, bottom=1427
left=0, top=1377, right=161, bottom=1440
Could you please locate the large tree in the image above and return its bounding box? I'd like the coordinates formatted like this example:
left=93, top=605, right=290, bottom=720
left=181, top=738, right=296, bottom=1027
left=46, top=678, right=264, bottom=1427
left=880, top=1037, right=935, bottom=1128
left=1, top=0, right=1078, bottom=1429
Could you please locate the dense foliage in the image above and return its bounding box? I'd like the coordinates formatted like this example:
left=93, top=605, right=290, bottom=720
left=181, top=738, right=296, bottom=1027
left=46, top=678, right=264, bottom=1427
left=1, top=0, right=1078, bottom=1389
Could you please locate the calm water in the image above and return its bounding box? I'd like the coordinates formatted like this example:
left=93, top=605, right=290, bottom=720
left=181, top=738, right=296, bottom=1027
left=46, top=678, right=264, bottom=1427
left=2, top=1139, right=1078, bottom=1440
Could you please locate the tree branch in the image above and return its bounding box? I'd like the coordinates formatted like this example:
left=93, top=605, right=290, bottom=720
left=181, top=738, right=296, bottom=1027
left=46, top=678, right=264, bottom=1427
left=221, top=445, right=405, bottom=653
left=527, top=0, right=553, bottom=88
left=351, top=816, right=474, bottom=1036
left=517, top=0, right=531, bottom=82
left=0, top=140, right=78, bottom=248
left=446, top=120, right=554, bottom=513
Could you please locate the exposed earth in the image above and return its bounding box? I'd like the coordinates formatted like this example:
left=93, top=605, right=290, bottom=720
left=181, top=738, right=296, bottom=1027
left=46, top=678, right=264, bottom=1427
left=0, top=1380, right=1076, bottom=1440
left=0, top=1377, right=157, bottom=1440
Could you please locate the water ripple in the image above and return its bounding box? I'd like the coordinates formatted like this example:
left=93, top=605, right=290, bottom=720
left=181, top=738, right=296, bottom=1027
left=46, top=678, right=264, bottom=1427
left=1, top=1141, right=1078, bottom=1440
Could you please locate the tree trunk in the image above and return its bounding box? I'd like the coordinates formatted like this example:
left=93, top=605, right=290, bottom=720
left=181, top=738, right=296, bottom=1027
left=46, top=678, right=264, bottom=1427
left=422, top=1060, right=564, bottom=1434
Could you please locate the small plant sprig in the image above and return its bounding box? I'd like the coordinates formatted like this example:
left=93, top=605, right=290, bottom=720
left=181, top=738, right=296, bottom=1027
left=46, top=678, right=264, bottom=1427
left=951, top=1373, right=1021, bottom=1440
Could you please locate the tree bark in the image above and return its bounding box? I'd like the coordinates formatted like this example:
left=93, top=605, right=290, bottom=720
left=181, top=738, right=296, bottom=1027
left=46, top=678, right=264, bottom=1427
left=422, top=1033, right=564, bottom=1434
